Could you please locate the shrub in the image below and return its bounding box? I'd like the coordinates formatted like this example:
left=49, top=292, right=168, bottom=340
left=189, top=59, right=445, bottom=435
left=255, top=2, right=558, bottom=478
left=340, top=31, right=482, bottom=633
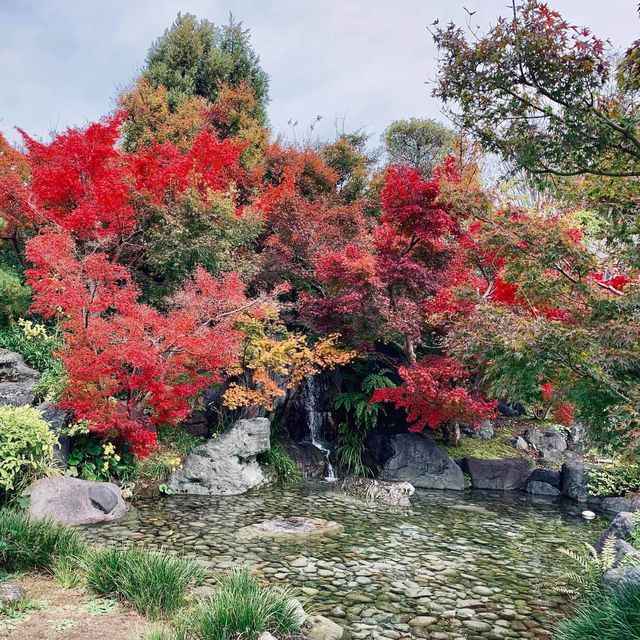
left=84, top=547, right=204, bottom=619
left=66, top=423, right=136, bottom=482
left=0, top=405, right=56, bottom=496
left=174, top=569, right=304, bottom=640
left=0, top=509, right=86, bottom=573
left=555, top=586, right=640, bottom=640
left=0, top=265, right=30, bottom=325
left=587, top=461, right=640, bottom=497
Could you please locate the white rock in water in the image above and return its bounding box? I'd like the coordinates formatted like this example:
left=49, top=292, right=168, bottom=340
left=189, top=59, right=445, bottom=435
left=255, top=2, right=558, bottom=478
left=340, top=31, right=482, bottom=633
left=582, top=510, right=596, bottom=520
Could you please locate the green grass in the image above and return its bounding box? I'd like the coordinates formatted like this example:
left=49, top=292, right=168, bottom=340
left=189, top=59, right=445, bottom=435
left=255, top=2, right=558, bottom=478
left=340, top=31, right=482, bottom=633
left=555, top=587, right=640, bottom=640
left=442, top=428, right=525, bottom=460
left=258, top=442, right=302, bottom=485
left=84, top=546, right=204, bottom=619
left=0, top=509, right=86, bottom=573
left=173, top=569, right=304, bottom=640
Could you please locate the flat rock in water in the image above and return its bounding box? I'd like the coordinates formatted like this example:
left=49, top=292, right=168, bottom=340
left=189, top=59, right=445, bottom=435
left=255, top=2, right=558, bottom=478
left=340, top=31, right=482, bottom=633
left=237, top=516, right=343, bottom=541
left=305, top=614, right=345, bottom=640
left=332, top=476, right=414, bottom=506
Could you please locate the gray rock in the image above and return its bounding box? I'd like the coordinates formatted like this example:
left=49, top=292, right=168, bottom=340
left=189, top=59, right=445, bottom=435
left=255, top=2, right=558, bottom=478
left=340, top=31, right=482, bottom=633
left=167, top=418, right=270, bottom=495
left=0, top=349, right=40, bottom=407
left=306, top=614, right=345, bottom=640
left=466, top=457, right=535, bottom=490
left=507, top=435, right=529, bottom=451
left=560, top=458, right=594, bottom=502
left=333, top=476, right=415, bottom=506
left=179, top=409, right=210, bottom=438
left=38, top=402, right=69, bottom=465
left=26, top=476, right=127, bottom=525
left=470, top=420, right=495, bottom=440
left=613, top=539, right=640, bottom=567
left=526, top=481, right=561, bottom=496
left=524, top=428, right=567, bottom=461
left=0, top=584, right=26, bottom=607
left=284, top=440, right=329, bottom=479
left=601, top=496, right=640, bottom=515
left=602, top=566, right=640, bottom=593
left=596, top=512, right=636, bottom=551
left=367, top=432, right=465, bottom=490
left=529, top=468, right=561, bottom=487
left=569, top=423, right=585, bottom=448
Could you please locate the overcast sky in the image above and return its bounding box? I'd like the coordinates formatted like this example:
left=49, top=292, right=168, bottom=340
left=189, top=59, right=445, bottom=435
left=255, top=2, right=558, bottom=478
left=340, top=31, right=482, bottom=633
left=0, top=0, right=638, bottom=147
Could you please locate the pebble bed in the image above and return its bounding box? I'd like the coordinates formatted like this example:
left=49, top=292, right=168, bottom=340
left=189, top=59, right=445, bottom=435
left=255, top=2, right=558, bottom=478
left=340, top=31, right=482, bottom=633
left=84, top=481, right=606, bottom=640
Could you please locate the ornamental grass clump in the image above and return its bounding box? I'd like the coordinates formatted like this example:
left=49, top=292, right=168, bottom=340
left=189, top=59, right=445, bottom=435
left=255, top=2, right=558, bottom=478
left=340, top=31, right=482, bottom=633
left=174, top=568, right=304, bottom=640
left=0, top=508, right=86, bottom=573
left=84, top=546, right=204, bottom=619
left=555, top=585, right=640, bottom=640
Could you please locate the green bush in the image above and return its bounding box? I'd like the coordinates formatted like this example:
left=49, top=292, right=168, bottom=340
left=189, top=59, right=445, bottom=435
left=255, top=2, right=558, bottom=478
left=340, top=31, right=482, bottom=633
left=66, top=424, right=136, bottom=482
left=0, top=266, right=30, bottom=325
left=174, top=569, right=303, bottom=640
left=587, top=461, right=640, bottom=497
left=0, top=405, right=56, bottom=495
left=85, top=546, right=204, bottom=619
left=0, top=509, right=86, bottom=573
left=555, top=586, right=640, bottom=640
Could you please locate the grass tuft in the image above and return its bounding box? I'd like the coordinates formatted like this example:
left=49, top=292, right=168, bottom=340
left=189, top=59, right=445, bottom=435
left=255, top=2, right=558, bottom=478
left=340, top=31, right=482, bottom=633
left=555, top=586, right=640, bottom=640
left=0, top=509, right=86, bottom=573
left=84, top=546, right=204, bottom=619
left=174, top=568, right=304, bottom=640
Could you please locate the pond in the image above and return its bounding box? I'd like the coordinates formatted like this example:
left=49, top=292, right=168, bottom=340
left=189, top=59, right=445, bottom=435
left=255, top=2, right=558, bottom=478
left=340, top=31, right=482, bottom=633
left=85, top=481, right=606, bottom=640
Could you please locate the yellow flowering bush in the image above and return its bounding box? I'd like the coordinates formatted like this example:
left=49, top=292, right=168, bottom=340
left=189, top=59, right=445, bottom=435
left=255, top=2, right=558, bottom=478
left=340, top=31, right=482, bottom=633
left=0, top=405, right=56, bottom=494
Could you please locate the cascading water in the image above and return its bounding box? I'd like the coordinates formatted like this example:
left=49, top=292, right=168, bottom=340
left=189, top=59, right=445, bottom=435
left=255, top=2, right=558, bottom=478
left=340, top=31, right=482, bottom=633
left=302, top=376, right=336, bottom=481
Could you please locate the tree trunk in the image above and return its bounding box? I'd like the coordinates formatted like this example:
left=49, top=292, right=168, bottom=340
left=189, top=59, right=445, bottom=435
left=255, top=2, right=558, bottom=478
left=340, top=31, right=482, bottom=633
left=442, top=422, right=461, bottom=447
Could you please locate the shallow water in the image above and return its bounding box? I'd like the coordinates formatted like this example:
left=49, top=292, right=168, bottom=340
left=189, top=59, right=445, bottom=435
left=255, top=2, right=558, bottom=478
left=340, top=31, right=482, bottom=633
left=85, top=482, right=607, bottom=640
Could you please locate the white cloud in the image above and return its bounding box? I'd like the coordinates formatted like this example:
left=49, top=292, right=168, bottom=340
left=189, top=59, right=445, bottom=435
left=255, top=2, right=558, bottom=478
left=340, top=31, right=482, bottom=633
left=1, top=0, right=638, bottom=145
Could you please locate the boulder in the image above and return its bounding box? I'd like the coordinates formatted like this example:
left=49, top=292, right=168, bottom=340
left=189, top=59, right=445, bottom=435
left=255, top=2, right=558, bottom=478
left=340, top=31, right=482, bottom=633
left=526, top=480, right=561, bottom=496
left=284, top=440, right=329, bottom=479
left=507, top=435, right=529, bottom=451
left=560, top=457, right=595, bottom=502
left=167, top=417, right=270, bottom=495
left=0, top=584, right=26, bottom=607
left=38, top=402, right=69, bottom=465
left=601, top=496, right=640, bottom=515
left=305, top=614, right=345, bottom=640
left=469, top=420, right=495, bottom=440
left=596, top=512, right=636, bottom=551
left=0, top=349, right=40, bottom=407
left=179, top=409, right=210, bottom=438
left=466, top=457, right=535, bottom=491
left=524, top=428, right=567, bottom=461
left=367, top=431, right=465, bottom=490
left=602, top=566, right=640, bottom=593
left=529, top=468, right=561, bottom=487
left=497, top=401, right=525, bottom=417
left=333, top=476, right=415, bottom=506
left=26, top=476, right=128, bottom=525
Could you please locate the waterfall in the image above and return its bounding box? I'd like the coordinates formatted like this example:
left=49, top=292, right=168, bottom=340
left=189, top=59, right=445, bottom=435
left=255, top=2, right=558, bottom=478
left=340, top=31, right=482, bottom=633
left=302, top=376, right=336, bottom=481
